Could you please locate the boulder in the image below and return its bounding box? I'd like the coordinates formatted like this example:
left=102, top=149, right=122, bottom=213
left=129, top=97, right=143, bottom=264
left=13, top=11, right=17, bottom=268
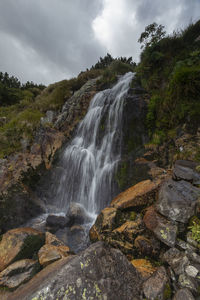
left=156, top=179, right=200, bottom=223
left=173, top=160, right=200, bottom=185
left=0, top=259, right=40, bottom=289
left=46, top=214, right=70, bottom=229
left=111, top=179, right=160, bottom=210
left=38, top=244, right=71, bottom=267
left=0, top=228, right=44, bottom=272
left=8, top=242, right=143, bottom=300
left=142, top=266, right=169, bottom=300
left=143, top=206, right=177, bottom=247
left=173, top=288, right=195, bottom=300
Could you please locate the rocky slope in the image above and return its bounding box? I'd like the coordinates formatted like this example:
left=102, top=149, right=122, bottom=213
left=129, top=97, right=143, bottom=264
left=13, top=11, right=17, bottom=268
left=0, top=159, right=199, bottom=299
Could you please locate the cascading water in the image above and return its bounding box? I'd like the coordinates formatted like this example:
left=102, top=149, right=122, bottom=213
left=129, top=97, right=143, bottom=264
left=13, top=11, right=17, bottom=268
left=25, top=72, right=134, bottom=251
left=54, top=72, right=134, bottom=218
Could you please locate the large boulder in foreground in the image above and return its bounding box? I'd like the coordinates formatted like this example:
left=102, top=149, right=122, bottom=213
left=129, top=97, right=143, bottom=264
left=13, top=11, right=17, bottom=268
left=8, top=242, right=143, bottom=300
left=0, top=228, right=44, bottom=272
left=111, top=179, right=160, bottom=210
left=156, top=179, right=200, bottom=223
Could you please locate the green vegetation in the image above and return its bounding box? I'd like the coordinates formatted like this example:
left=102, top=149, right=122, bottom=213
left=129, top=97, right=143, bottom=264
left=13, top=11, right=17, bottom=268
left=189, top=220, right=200, bottom=243
left=0, top=53, right=136, bottom=158
left=137, top=20, right=200, bottom=144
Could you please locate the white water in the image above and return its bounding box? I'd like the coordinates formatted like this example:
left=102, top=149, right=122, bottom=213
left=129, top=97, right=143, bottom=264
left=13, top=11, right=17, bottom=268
left=24, top=72, right=134, bottom=251
left=52, top=72, right=134, bottom=220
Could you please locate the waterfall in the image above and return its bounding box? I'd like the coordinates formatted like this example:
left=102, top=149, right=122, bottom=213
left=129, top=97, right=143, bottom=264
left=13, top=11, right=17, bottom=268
left=53, top=72, right=134, bottom=219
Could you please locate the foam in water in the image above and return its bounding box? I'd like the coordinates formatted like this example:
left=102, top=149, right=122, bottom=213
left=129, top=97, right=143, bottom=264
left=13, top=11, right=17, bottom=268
left=52, top=72, right=134, bottom=222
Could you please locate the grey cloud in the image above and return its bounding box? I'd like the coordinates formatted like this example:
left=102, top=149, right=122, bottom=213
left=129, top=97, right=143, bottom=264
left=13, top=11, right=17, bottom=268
left=0, top=0, right=199, bottom=85
left=0, top=0, right=105, bottom=84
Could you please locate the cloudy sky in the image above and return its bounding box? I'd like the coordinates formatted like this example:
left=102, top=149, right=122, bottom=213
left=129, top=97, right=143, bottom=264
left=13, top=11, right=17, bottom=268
left=0, top=0, right=199, bottom=85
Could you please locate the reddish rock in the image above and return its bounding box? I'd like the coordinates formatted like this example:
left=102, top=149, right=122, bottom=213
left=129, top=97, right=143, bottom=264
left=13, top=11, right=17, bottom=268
left=111, top=179, right=161, bottom=210
left=131, top=259, right=157, bottom=280
left=0, top=228, right=44, bottom=272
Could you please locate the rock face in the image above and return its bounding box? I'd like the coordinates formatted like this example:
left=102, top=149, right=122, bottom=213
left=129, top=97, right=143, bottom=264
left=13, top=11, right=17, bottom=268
left=0, top=228, right=44, bottom=272
left=0, top=259, right=40, bottom=289
left=8, top=242, right=143, bottom=300
left=156, top=179, right=200, bottom=223
left=111, top=179, right=160, bottom=210
left=173, top=160, right=200, bottom=185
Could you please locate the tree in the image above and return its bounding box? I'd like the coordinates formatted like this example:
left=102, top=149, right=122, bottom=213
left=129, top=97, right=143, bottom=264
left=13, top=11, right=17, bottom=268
left=138, top=22, right=166, bottom=49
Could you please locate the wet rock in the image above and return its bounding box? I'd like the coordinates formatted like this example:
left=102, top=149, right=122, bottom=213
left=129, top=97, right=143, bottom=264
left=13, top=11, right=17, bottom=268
left=68, top=203, right=92, bottom=225
left=173, top=160, right=200, bottom=185
left=111, top=179, right=160, bottom=210
left=156, top=179, right=200, bottom=223
left=8, top=242, right=143, bottom=300
left=38, top=244, right=71, bottom=267
left=131, top=259, right=157, bottom=280
left=143, top=266, right=169, bottom=299
left=0, top=259, right=40, bottom=289
left=134, top=235, right=160, bottom=257
left=0, top=228, right=44, bottom=272
left=143, top=206, right=177, bottom=247
left=163, top=248, right=189, bottom=275
left=173, top=288, right=195, bottom=300
left=45, top=232, right=65, bottom=246
left=46, top=214, right=70, bottom=229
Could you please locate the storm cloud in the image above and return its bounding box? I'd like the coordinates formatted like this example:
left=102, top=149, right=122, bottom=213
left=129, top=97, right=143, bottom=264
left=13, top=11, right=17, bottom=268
left=0, top=0, right=199, bottom=84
